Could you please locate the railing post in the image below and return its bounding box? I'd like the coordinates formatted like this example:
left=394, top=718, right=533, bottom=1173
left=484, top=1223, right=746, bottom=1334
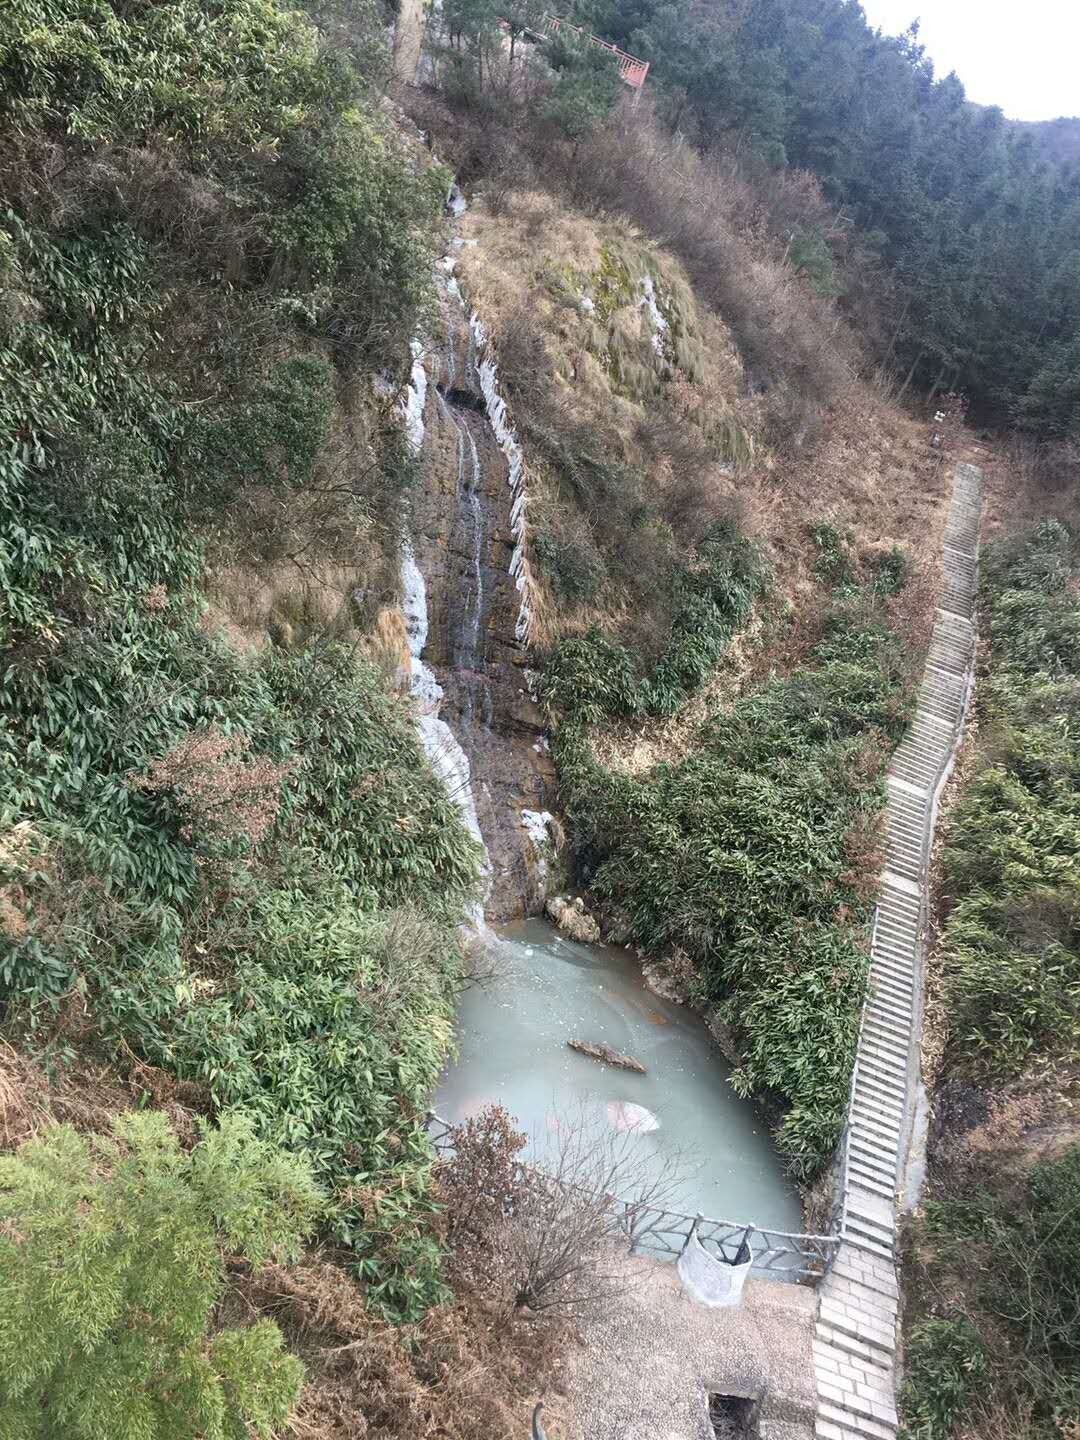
left=681, top=1212, right=703, bottom=1255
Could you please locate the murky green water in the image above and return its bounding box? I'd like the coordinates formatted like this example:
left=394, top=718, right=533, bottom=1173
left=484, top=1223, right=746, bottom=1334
left=435, top=918, right=803, bottom=1233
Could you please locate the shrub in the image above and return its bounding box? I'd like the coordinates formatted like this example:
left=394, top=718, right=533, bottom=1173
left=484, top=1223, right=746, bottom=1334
left=940, top=522, right=1080, bottom=1075
left=904, top=1146, right=1080, bottom=1440
left=901, top=1318, right=988, bottom=1440
left=532, top=530, right=606, bottom=603
left=439, top=1102, right=685, bottom=1315
left=541, top=520, right=770, bottom=722
left=872, top=545, right=909, bottom=596
left=130, top=728, right=295, bottom=858
left=0, top=0, right=445, bottom=365
left=552, top=589, right=907, bottom=1176
left=810, top=521, right=855, bottom=586
left=0, top=0, right=472, bottom=1320
left=0, top=1110, right=321, bottom=1440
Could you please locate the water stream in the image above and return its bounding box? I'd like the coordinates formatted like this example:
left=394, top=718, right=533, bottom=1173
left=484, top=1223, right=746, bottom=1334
left=436, top=918, right=803, bottom=1232
left=406, top=204, right=799, bottom=1234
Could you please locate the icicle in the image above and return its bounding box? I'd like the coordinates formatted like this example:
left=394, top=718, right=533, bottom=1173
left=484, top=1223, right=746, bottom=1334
left=399, top=350, right=490, bottom=925
left=469, top=314, right=532, bottom=650
left=402, top=341, right=427, bottom=455
left=640, top=273, right=669, bottom=358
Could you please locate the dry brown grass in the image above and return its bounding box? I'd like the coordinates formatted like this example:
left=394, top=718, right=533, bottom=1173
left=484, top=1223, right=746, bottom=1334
left=453, top=174, right=949, bottom=667
left=205, top=559, right=359, bottom=650
left=561, top=110, right=863, bottom=406
left=0, top=1031, right=208, bottom=1154
left=456, top=190, right=750, bottom=469
left=224, top=1257, right=573, bottom=1440
left=980, top=432, right=1080, bottom=542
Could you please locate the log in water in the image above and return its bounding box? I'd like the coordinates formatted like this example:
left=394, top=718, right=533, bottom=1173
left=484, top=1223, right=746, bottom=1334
left=435, top=917, right=803, bottom=1233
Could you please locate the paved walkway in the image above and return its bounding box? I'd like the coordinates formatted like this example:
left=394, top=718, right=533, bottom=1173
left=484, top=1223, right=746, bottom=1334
left=812, top=462, right=983, bottom=1440
left=564, top=1251, right=818, bottom=1440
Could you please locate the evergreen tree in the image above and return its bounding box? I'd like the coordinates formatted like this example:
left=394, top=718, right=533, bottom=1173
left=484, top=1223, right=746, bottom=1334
left=569, top=0, right=1080, bottom=437
left=0, top=1111, right=323, bottom=1440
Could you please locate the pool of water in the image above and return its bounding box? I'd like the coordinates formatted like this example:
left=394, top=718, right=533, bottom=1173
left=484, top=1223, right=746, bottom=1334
left=434, top=917, right=803, bottom=1233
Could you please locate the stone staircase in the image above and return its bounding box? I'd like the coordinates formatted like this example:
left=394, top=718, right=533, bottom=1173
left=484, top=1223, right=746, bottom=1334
left=813, top=462, right=983, bottom=1440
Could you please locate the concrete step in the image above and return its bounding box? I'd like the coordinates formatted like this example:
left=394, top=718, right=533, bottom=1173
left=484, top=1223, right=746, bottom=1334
left=816, top=1399, right=897, bottom=1439
left=869, top=949, right=916, bottom=976
left=873, top=928, right=919, bottom=956
left=866, top=993, right=912, bottom=1024
left=839, top=1229, right=895, bottom=1263
left=861, top=1017, right=911, bottom=1049
left=816, top=464, right=980, bottom=1440
left=852, top=1079, right=905, bottom=1114
left=857, top=1042, right=908, bottom=1076
left=851, top=1099, right=903, bottom=1134
left=874, top=913, right=920, bottom=941
left=815, top=1321, right=892, bottom=1370
left=864, top=1000, right=912, bottom=1030
left=871, top=941, right=917, bottom=968
left=849, top=1134, right=900, bottom=1168
left=846, top=1166, right=895, bottom=1201
left=853, top=1072, right=905, bottom=1107
left=818, top=1298, right=896, bottom=1353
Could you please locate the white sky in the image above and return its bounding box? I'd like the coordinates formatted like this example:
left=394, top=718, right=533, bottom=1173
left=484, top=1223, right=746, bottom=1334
left=858, top=0, right=1080, bottom=122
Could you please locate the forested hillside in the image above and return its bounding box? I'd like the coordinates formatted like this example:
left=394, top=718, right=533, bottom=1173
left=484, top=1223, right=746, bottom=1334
left=0, top=1, right=560, bottom=1432
left=543, top=0, right=1080, bottom=437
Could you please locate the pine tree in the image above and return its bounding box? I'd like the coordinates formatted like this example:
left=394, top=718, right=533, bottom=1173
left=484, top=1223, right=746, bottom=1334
left=0, top=1111, right=323, bottom=1440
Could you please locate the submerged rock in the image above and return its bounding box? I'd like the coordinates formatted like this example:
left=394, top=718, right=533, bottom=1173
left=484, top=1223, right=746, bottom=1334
left=547, top=894, right=601, bottom=943
left=606, top=1100, right=660, bottom=1133
left=567, top=1039, right=647, bottom=1074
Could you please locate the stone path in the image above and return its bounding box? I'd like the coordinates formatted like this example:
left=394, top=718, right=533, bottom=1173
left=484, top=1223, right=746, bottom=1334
left=812, top=462, right=983, bottom=1440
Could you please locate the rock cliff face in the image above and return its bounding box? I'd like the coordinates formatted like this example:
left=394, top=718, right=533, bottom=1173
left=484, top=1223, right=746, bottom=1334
left=409, top=271, right=557, bottom=921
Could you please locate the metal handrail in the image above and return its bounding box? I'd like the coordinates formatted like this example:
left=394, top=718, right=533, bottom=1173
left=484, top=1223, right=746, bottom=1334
left=833, top=531, right=980, bottom=1241
left=541, top=14, right=650, bottom=88
left=427, top=1111, right=839, bottom=1280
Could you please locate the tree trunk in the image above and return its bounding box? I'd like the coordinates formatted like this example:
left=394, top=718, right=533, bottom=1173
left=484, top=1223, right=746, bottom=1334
left=896, top=345, right=926, bottom=404
left=927, top=357, right=949, bottom=406
left=884, top=291, right=913, bottom=369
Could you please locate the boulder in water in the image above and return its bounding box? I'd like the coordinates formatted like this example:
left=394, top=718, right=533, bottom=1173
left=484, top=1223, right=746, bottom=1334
left=567, top=1039, right=647, bottom=1073
left=547, top=894, right=601, bottom=943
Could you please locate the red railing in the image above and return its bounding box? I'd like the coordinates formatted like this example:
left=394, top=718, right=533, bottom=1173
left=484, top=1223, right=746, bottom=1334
left=542, top=13, right=650, bottom=89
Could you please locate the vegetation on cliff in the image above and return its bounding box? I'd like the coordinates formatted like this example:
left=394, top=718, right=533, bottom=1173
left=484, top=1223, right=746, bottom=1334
left=1, top=0, right=487, bottom=1368
left=551, top=557, right=917, bottom=1177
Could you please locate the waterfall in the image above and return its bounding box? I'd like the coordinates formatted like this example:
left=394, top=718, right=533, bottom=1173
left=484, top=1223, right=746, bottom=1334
left=469, top=308, right=534, bottom=648
left=399, top=353, right=491, bottom=917
left=434, top=391, right=486, bottom=673
left=395, top=185, right=555, bottom=920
